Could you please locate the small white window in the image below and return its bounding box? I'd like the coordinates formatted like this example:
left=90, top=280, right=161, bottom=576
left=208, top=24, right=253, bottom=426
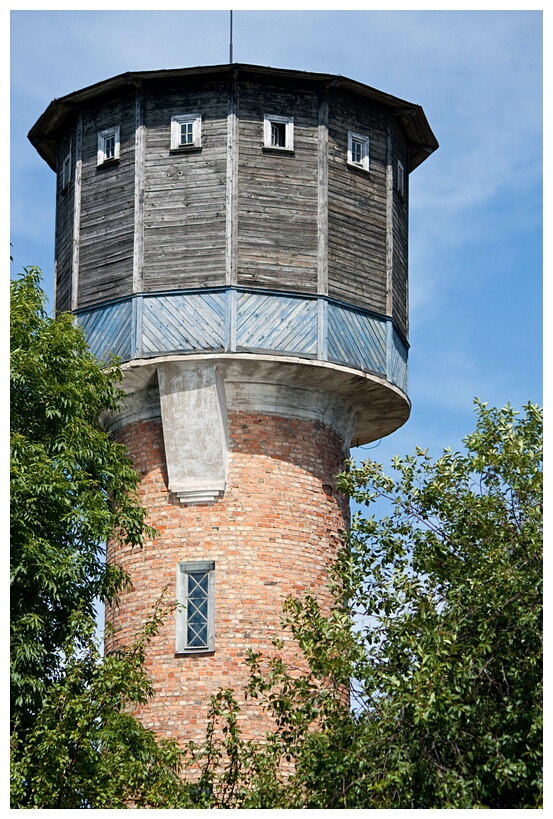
left=397, top=159, right=405, bottom=197
left=97, top=127, right=120, bottom=165
left=263, top=114, right=294, bottom=151
left=347, top=131, right=370, bottom=172
left=176, top=560, right=215, bottom=653
left=60, top=152, right=71, bottom=191
left=171, top=114, right=202, bottom=150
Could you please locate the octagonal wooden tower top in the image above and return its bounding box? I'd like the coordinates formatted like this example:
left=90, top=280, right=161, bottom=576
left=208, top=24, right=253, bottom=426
left=29, top=63, right=438, bottom=445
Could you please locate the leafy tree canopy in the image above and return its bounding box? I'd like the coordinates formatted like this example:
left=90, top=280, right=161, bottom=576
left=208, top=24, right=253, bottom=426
left=187, top=400, right=543, bottom=809
left=11, top=267, right=156, bottom=728
left=331, top=399, right=542, bottom=808
left=10, top=268, right=542, bottom=809
left=9, top=269, right=194, bottom=807
left=10, top=605, right=197, bottom=809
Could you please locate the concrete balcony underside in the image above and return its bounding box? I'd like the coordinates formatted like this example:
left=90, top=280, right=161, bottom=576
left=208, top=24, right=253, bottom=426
left=76, top=286, right=409, bottom=395
left=88, top=288, right=411, bottom=448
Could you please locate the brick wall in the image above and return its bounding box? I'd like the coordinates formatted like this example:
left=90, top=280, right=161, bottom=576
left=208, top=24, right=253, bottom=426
left=106, top=411, right=350, bottom=745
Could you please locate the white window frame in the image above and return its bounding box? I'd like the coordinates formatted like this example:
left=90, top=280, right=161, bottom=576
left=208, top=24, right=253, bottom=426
left=97, top=126, right=120, bottom=165
left=60, top=152, right=71, bottom=191
left=171, top=113, right=202, bottom=150
left=263, top=114, right=294, bottom=152
left=347, top=131, right=370, bottom=172
left=397, top=158, right=405, bottom=198
left=176, top=560, right=215, bottom=654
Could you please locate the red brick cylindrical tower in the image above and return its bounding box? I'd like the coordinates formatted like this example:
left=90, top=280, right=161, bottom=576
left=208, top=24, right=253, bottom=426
left=106, top=383, right=352, bottom=742
left=29, top=63, right=437, bottom=744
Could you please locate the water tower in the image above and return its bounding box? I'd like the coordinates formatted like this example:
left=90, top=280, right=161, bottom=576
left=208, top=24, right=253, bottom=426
left=29, top=64, right=437, bottom=743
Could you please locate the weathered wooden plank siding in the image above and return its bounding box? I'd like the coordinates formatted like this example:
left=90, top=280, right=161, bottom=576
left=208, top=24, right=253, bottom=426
left=52, top=71, right=411, bottom=337
left=54, top=127, right=75, bottom=313
left=78, top=299, right=133, bottom=363
left=389, top=326, right=409, bottom=393
left=142, top=292, right=226, bottom=353
left=391, top=122, right=409, bottom=338
left=142, top=79, right=228, bottom=291
left=327, top=89, right=388, bottom=315
left=236, top=291, right=318, bottom=354
left=236, top=80, right=319, bottom=293
left=327, top=302, right=387, bottom=375
left=78, top=93, right=136, bottom=306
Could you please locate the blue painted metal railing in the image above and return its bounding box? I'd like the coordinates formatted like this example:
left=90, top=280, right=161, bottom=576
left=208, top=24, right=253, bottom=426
left=75, top=287, right=408, bottom=394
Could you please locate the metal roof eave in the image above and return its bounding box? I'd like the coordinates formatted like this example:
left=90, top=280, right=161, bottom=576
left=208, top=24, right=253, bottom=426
left=28, top=63, right=438, bottom=172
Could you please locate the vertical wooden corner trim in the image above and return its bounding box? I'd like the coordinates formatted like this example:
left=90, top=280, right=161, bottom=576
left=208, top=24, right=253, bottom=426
left=53, top=260, right=58, bottom=317
left=226, top=69, right=239, bottom=287
left=71, top=113, right=83, bottom=311
left=385, top=122, right=394, bottom=316
left=133, top=88, right=145, bottom=294
left=226, top=288, right=237, bottom=352
left=404, top=160, right=410, bottom=339
left=317, top=297, right=328, bottom=361
left=131, top=294, right=144, bottom=359
left=317, top=89, right=329, bottom=296
left=386, top=318, right=394, bottom=384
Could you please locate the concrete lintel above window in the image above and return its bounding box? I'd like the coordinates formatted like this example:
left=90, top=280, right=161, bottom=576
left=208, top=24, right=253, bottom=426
left=263, top=114, right=294, bottom=152
left=347, top=131, right=370, bottom=172
left=171, top=113, right=202, bottom=151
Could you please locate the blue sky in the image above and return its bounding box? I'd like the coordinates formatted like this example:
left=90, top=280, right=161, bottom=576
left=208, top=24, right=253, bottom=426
left=10, top=7, right=543, bottom=471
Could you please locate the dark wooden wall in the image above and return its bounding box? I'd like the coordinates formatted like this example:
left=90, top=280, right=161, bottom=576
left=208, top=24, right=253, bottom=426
left=143, top=78, right=228, bottom=291
left=54, top=73, right=410, bottom=339
left=78, top=93, right=136, bottom=307
left=236, top=79, right=319, bottom=293
left=327, top=88, right=388, bottom=316
left=54, top=128, right=74, bottom=313
left=391, top=119, right=409, bottom=338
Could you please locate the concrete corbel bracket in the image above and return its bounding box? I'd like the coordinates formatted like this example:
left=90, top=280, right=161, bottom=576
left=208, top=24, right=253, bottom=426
left=157, top=361, right=229, bottom=504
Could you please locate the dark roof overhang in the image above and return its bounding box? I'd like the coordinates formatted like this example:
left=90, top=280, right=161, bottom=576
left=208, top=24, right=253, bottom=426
left=28, top=63, right=438, bottom=172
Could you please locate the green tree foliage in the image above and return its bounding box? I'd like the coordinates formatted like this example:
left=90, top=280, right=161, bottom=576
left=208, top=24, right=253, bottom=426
left=10, top=268, right=196, bottom=808
left=11, top=268, right=541, bottom=808
left=188, top=401, right=542, bottom=808
left=333, top=400, right=543, bottom=808
left=10, top=605, right=196, bottom=809
left=11, top=267, right=155, bottom=728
